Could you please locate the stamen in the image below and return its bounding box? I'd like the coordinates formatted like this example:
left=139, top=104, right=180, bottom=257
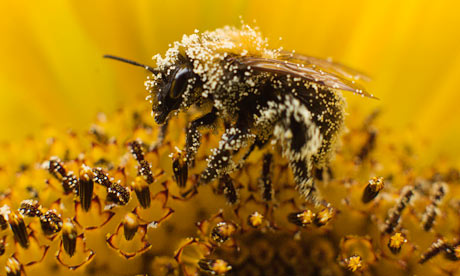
left=79, top=164, right=94, bottom=212
left=8, top=212, right=29, bottom=249
left=123, top=213, right=139, bottom=241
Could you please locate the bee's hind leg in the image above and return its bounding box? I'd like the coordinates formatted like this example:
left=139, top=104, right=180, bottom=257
left=199, top=126, right=254, bottom=184
left=273, top=94, right=324, bottom=204
left=290, top=158, right=319, bottom=204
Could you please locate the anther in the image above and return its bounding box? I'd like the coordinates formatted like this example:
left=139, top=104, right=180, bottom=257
left=123, top=213, right=139, bottom=241
left=362, top=177, right=384, bottom=203
left=132, top=176, right=151, bottom=209
left=172, top=153, right=188, bottom=188
left=79, top=164, right=94, bottom=212
left=8, top=212, right=29, bottom=249
left=62, top=219, right=78, bottom=257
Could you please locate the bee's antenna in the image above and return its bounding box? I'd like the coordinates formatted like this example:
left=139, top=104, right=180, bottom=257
left=103, top=55, right=158, bottom=74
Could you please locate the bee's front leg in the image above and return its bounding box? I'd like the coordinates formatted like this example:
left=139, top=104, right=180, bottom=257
left=185, top=107, right=218, bottom=166
left=199, top=126, right=254, bottom=184
left=173, top=108, right=218, bottom=188
left=150, top=119, right=169, bottom=151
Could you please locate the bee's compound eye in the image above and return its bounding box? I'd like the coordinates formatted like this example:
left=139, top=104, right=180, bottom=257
left=170, top=67, right=190, bottom=99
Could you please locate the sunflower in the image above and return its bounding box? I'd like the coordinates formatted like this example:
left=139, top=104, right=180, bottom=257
left=1, top=1, right=460, bottom=276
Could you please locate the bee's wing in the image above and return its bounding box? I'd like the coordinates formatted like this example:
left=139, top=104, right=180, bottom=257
left=279, top=52, right=371, bottom=82
left=235, top=55, right=376, bottom=99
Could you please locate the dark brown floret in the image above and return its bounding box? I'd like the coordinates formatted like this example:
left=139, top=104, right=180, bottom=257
left=47, top=158, right=78, bottom=194
left=40, top=210, right=63, bottom=235
left=419, top=238, right=448, bottom=264
left=138, top=159, right=154, bottom=184
left=130, top=140, right=154, bottom=184
left=107, top=182, right=131, bottom=205
left=384, top=186, right=414, bottom=234
left=422, top=182, right=447, bottom=231
left=18, top=199, right=42, bottom=217
left=48, top=158, right=67, bottom=179
left=93, top=167, right=112, bottom=187
left=444, top=241, right=460, bottom=261
left=219, top=174, right=238, bottom=204
left=357, top=128, right=377, bottom=161
left=129, top=140, right=145, bottom=162
left=62, top=172, right=79, bottom=195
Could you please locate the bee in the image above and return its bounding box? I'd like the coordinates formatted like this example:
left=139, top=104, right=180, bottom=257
left=105, top=25, right=374, bottom=202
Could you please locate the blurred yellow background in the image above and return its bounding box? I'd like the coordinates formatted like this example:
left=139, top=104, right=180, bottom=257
left=1, top=0, right=459, bottom=162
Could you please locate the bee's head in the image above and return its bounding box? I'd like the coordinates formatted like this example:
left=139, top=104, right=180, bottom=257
left=103, top=54, right=197, bottom=125
left=153, top=57, right=195, bottom=124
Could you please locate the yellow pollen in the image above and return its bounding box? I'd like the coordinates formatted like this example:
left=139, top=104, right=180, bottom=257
left=347, top=255, right=363, bottom=272
left=249, top=212, right=264, bottom=226
left=455, top=246, right=460, bottom=258
left=300, top=210, right=315, bottom=225
left=317, top=208, right=333, bottom=224
left=212, top=259, right=231, bottom=274
left=389, top=232, right=406, bottom=249
left=369, top=177, right=384, bottom=191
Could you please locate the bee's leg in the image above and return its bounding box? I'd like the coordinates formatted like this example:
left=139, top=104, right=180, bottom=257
left=150, top=119, right=169, bottom=151
left=273, top=95, right=323, bottom=204
left=290, top=158, right=318, bottom=203
left=199, top=126, right=254, bottom=184
left=259, top=153, right=274, bottom=201
left=185, top=107, right=218, bottom=166
left=235, top=136, right=270, bottom=170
